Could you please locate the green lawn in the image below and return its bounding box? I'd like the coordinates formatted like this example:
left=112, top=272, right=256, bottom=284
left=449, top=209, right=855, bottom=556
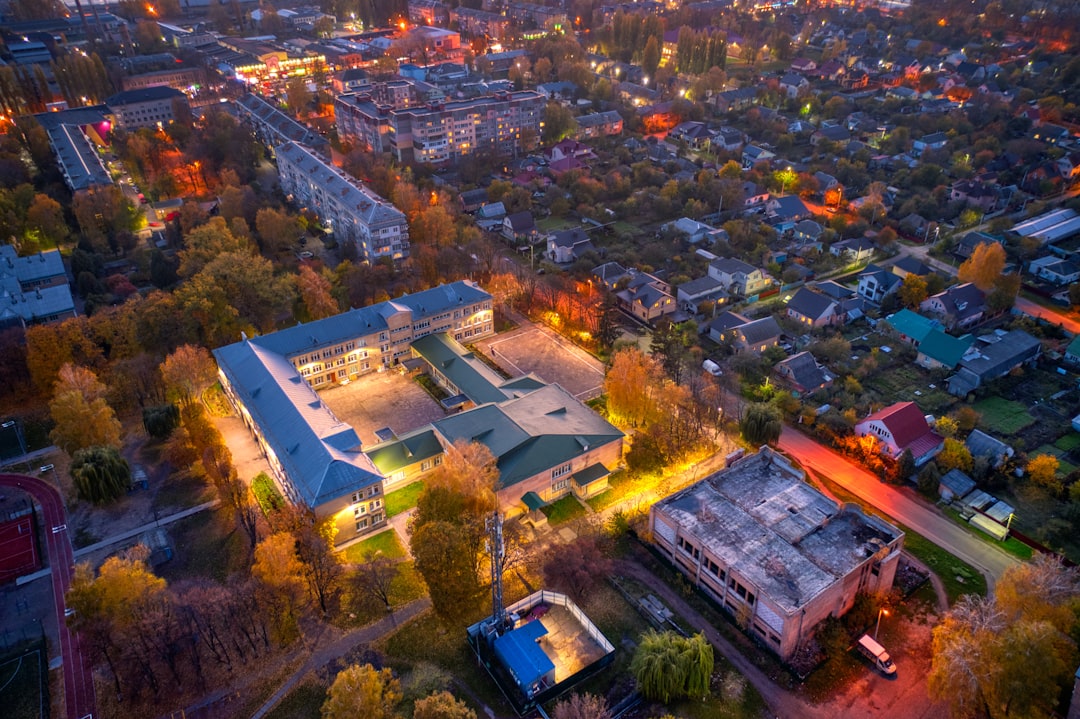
left=264, top=681, right=324, bottom=719
left=974, top=397, right=1035, bottom=435
left=541, top=494, right=588, bottom=524
left=158, top=507, right=251, bottom=583
left=341, top=529, right=407, bottom=563
left=536, top=216, right=578, bottom=232
left=585, top=469, right=654, bottom=512
left=385, top=481, right=424, bottom=518
left=252, top=472, right=286, bottom=516
left=1054, top=433, right=1080, bottom=452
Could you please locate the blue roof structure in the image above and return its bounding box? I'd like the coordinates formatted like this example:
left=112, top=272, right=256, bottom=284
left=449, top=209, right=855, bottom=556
left=494, top=620, right=554, bottom=695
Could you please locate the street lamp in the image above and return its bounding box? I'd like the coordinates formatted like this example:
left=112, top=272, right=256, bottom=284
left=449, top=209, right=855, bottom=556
left=874, top=607, right=889, bottom=640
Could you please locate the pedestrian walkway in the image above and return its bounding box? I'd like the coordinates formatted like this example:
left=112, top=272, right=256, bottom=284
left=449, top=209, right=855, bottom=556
left=16, top=500, right=220, bottom=585
left=249, top=597, right=432, bottom=719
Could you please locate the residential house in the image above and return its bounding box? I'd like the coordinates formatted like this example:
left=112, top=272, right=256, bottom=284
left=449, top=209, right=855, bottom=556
left=460, top=187, right=490, bottom=212
left=793, top=220, right=825, bottom=244
left=856, top=264, right=902, bottom=303
left=1066, top=335, right=1080, bottom=366
left=965, top=429, right=1014, bottom=469
left=706, top=310, right=750, bottom=343
left=742, top=144, right=775, bottom=169
left=830, top=237, right=877, bottom=263
left=774, top=351, right=834, bottom=394
left=665, top=217, right=727, bottom=245
left=915, top=329, right=973, bottom=370
left=816, top=59, right=846, bottom=82
left=711, top=86, right=758, bottom=114
left=950, top=179, right=1000, bottom=212
left=668, top=121, right=714, bottom=150
left=790, top=57, right=817, bottom=73
left=811, top=124, right=851, bottom=146
left=708, top=257, right=771, bottom=297
left=882, top=309, right=938, bottom=346
left=592, top=261, right=632, bottom=290
left=1056, top=151, right=1080, bottom=181
left=891, top=256, right=933, bottom=279
left=575, top=110, right=623, bottom=139
left=947, top=330, right=1041, bottom=396
left=938, top=469, right=976, bottom=502
left=544, top=138, right=595, bottom=164
left=649, top=447, right=903, bottom=661
left=920, top=283, right=987, bottom=330
left=502, top=211, right=538, bottom=244
left=547, top=228, right=595, bottom=264
left=714, top=315, right=782, bottom=354
left=953, top=231, right=1001, bottom=261
left=1032, top=123, right=1072, bottom=145
left=713, top=127, right=744, bottom=152
left=742, top=182, right=770, bottom=210
left=785, top=287, right=841, bottom=328
left=855, top=401, right=944, bottom=466
left=912, top=131, right=948, bottom=156
left=616, top=271, right=676, bottom=324
left=676, top=276, right=727, bottom=313
left=1028, top=255, right=1080, bottom=286
left=778, top=73, right=809, bottom=99
left=536, top=81, right=578, bottom=101
left=767, top=196, right=812, bottom=225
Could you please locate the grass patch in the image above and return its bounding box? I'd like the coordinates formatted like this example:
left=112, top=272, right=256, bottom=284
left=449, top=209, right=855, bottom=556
left=0, top=640, right=47, bottom=719
left=252, top=472, right=285, bottom=516
left=1034, top=444, right=1078, bottom=475
left=586, top=469, right=655, bottom=512
left=974, top=396, right=1035, bottom=435
left=536, top=216, right=579, bottom=232
left=336, top=561, right=428, bottom=629
left=1054, top=433, right=1080, bottom=452
left=158, top=507, right=251, bottom=583
left=415, top=374, right=449, bottom=402
left=385, top=481, right=424, bottom=518
left=540, top=494, right=588, bottom=524
left=153, top=471, right=214, bottom=513
left=263, top=681, right=325, bottom=719
left=340, top=529, right=407, bottom=563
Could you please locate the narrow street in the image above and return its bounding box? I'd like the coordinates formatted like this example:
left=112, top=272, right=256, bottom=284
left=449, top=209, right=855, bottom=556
left=778, top=427, right=1019, bottom=586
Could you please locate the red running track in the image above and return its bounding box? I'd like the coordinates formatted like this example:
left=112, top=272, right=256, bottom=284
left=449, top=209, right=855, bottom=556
left=0, top=473, right=96, bottom=719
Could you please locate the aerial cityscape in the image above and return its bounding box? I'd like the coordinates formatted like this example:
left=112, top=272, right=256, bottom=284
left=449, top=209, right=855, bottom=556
left=0, top=0, right=1078, bottom=717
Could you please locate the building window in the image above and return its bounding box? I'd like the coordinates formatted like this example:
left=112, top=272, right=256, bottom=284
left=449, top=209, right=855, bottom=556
left=552, top=478, right=570, bottom=492
left=551, top=463, right=572, bottom=479
left=356, top=518, right=369, bottom=531
left=354, top=504, right=367, bottom=517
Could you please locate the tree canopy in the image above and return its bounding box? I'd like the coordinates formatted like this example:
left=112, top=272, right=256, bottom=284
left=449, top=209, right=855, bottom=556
left=322, top=663, right=402, bottom=719
left=631, top=630, right=714, bottom=704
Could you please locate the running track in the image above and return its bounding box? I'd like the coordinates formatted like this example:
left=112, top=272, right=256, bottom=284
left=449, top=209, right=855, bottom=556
left=0, top=473, right=96, bottom=719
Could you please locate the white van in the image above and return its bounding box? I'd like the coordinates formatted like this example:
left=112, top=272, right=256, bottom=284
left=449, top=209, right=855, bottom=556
left=856, top=634, right=896, bottom=675
left=702, top=359, right=722, bottom=376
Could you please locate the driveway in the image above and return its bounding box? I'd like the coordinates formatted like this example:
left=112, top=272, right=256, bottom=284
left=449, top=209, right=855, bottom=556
left=778, top=427, right=1019, bottom=587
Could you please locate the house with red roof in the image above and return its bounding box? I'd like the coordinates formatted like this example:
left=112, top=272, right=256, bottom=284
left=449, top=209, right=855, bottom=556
left=854, top=401, right=944, bottom=467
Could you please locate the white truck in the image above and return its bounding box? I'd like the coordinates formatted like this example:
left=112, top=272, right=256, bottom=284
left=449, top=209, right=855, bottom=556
left=856, top=634, right=896, bottom=675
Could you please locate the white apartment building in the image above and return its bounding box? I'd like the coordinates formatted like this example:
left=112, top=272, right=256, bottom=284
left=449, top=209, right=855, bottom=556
left=274, top=142, right=409, bottom=261
left=336, top=89, right=545, bottom=164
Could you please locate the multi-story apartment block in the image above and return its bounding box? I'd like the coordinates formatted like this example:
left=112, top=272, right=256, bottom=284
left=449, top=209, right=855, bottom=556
left=388, top=91, right=544, bottom=164
left=335, top=93, right=394, bottom=153
left=650, top=448, right=903, bottom=661
left=408, top=0, right=450, bottom=25
left=506, top=2, right=569, bottom=31
left=449, top=7, right=511, bottom=40
left=105, top=86, right=189, bottom=130
left=575, top=110, right=624, bottom=139
left=0, top=245, right=75, bottom=327
left=234, top=94, right=331, bottom=156
left=275, top=142, right=409, bottom=261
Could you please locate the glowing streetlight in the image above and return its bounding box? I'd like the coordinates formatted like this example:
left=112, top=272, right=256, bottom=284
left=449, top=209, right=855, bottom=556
left=874, top=607, right=889, bottom=640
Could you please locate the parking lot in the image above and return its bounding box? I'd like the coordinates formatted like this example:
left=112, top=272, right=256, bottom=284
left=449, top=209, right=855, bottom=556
left=472, top=324, right=605, bottom=400
left=319, top=370, right=447, bottom=446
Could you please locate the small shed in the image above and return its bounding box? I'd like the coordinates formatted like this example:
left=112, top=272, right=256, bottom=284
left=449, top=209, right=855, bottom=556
left=939, top=469, right=976, bottom=501
left=493, top=619, right=556, bottom=699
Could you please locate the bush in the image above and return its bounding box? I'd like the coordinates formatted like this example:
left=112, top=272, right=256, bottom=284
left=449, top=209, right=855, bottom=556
left=71, top=446, right=131, bottom=504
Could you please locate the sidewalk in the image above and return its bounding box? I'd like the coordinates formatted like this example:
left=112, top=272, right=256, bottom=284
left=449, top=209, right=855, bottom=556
left=249, top=597, right=432, bottom=719
left=16, top=499, right=220, bottom=585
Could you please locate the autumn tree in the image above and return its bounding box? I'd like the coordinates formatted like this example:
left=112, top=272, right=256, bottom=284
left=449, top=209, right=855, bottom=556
left=292, top=513, right=343, bottom=615
left=1026, top=454, right=1060, bottom=489
left=740, top=403, right=782, bottom=447
left=177, top=216, right=253, bottom=278
left=413, top=691, right=477, bottom=719
left=49, top=363, right=122, bottom=455
left=351, top=551, right=398, bottom=613
left=542, top=533, right=612, bottom=602
left=632, top=630, right=714, bottom=703
left=322, top=663, right=402, bottom=719
left=958, top=242, right=1006, bottom=292
left=26, top=193, right=68, bottom=247
left=255, top=207, right=304, bottom=254
left=553, top=693, right=612, bottom=719
left=71, top=446, right=131, bottom=503
left=936, top=438, right=973, bottom=474
left=252, top=532, right=306, bottom=643
left=604, top=347, right=664, bottom=428
left=411, top=518, right=483, bottom=625
left=298, top=265, right=340, bottom=320
left=898, top=273, right=929, bottom=309
left=426, top=439, right=499, bottom=513
left=929, top=555, right=1079, bottom=719
left=159, top=344, right=216, bottom=407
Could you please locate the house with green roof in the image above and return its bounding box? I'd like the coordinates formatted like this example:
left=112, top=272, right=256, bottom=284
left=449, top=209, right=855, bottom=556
left=915, top=329, right=973, bottom=370
left=1065, top=335, right=1080, bottom=366
left=882, top=309, right=939, bottom=346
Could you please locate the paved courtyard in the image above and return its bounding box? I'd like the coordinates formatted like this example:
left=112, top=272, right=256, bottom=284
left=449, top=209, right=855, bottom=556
left=319, top=370, right=447, bottom=446
left=472, top=323, right=605, bottom=400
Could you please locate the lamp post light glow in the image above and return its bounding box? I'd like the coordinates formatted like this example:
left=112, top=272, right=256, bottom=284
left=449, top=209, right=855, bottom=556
left=874, top=607, right=889, bottom=641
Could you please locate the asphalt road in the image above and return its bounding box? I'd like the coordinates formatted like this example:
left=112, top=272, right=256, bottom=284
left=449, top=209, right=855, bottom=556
left=0, top=473, right=96, bottom=719
left=1014, top=296, right=1080, bottom=334
left=777, top=428, right=1020, bottom=586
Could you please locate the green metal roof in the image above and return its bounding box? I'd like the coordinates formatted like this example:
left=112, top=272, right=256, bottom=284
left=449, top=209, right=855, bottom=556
left=918, top=329, right=973, bottom=369
left=521, top=491, right=545, bottom=510
left=1067, top=335, right=1080, bottom=358
left=572, top=463, right=610, bottom=486
left=885, top=309, right=936, bottom=343
left=411, top=333, right=509, bottom=405
left=364, top=429, right=444, bottom=474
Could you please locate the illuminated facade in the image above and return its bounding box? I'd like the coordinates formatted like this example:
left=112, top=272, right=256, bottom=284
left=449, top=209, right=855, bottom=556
left=274, top=141, right=409, bottom=261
